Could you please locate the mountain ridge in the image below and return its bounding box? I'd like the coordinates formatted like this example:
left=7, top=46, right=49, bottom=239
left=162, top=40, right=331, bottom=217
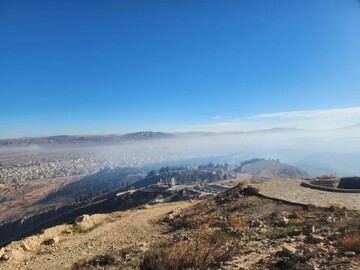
left=0, top=131, right=175, bottom=146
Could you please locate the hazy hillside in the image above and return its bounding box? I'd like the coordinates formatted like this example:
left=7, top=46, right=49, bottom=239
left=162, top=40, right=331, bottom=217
left=238, top=159, right=310, bottom=181
left=0, top=132, right=175, bottom=146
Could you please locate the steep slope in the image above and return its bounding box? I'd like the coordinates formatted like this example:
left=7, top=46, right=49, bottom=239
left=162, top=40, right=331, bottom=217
left=0, top=185, right=191, bottom=247
left=0, top=184, right=359, bottom=270
left=0, top=201, right=195, bottom=270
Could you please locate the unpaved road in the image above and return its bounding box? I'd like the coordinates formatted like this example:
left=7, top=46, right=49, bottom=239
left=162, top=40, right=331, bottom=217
left=0, top=201, right=195, bottom=270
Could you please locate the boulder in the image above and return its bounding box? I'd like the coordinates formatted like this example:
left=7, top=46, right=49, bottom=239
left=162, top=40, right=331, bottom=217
left=75, top=214, right=91, bottom=223
left=0, top=248, right=5, bottom=258
left=344, top=251, right=356, bottom=257
left=281, top=244, right=297, bottom=257
left=74, top=214, right=100, bottom=231
left=250, top=219, right=264, bottom=228
left=0, top=254, right=9, bottom=261
left=280, top=217, right=290, bottom=226
left=302, top=224, right=315, bottom=235
left=43, top=236, right=60, bottom=245
left=308, top=234, right=324, bottom=243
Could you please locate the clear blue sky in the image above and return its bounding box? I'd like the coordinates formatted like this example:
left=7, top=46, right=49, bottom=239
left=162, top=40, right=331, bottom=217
left=1, top=0, right=360, bottom=138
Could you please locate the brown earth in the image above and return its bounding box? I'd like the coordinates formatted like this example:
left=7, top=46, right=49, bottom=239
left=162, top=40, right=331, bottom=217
left=0, top=201, right=195, bottom=270
left=0, top=175, right=83, bottom=223
left=0, top=183, right=360, bottom=270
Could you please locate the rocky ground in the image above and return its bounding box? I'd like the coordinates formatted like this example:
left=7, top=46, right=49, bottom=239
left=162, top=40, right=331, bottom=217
left=0, top=181, right=359, bottom=269
left=157, top=184, right=360, bottom=270
left=0, top=201, right=195, bottom=270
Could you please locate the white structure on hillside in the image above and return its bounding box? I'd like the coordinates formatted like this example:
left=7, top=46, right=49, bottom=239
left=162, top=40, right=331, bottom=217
left=170, top=177, right=176, bottom=186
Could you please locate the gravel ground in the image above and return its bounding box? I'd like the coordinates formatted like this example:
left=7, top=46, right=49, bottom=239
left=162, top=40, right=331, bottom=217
left=254, top=179, right=360, bottom=210
left=0, top=201, right=195, bottom=270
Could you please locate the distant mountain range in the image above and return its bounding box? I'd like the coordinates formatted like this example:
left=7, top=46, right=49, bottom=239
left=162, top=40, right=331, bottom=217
left=0, top=131, right=175, bottom=146
left=176, top=127, right=307, bottom=137
left=2, top=123, right=359, bottom=146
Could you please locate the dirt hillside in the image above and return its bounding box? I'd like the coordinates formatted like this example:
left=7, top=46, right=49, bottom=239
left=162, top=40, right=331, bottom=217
left=0, top=201, right=195, bottom=270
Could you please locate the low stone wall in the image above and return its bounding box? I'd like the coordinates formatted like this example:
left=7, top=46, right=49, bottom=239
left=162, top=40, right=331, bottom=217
left=308, top=179, right=339, bottom=188
left=301, top=181, right=360, bottom=193
left=338, top=177, right=360, bottom=189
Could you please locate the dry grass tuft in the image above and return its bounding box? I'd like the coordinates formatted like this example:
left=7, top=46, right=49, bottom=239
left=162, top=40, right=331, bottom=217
left=239, top=180, right=251, bottom=189
left=72, top=254, right=116, bottom=269
left=227, top=214, right=243, bottom=229
left=140, top=230, right=237, bottom=270
left=339, top=234, right=360, bottom=253
left=289, top=212, right=304, bottom=220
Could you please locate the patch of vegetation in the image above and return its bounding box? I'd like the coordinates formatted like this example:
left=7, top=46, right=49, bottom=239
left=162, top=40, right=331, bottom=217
left=74, top=223, right=102, bottom=234
left=34, top=248, right=54, bottom=255
left=140, top=230, right=238, bottom=270
left=339, top=234, right=360, bottom=253
left=72, top=254, right=116, bottom=269
left=72, top=245, right=143, bottom=270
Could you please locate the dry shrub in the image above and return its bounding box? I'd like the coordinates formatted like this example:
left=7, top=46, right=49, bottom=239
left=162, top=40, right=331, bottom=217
left=328, top=205, right=347, bottom=212
left=227, top=214, right=243, bottom=229
left=173, top=215, right=218, bottom=231
left=269, top=211, right=283, bottom=221
left=343, top=217, right=360, bottom=232
left=191, top=202, right=206, bottom=213
left=201, top=216, right=217, bottom=229
left=339, top=234, right=360, bottom=253
left=72, top=258, right=88, bottom=269
left=141, top=230, right=237, bottom=270
left=74, top=223, right=101, bottom=234
left=239, top=180, right=251, bottom=189
left=191, top=200, right=216, bottom=215
left=305, top=204, right=318, bottom=211
left=289, top=212, right=304, bottom=220
left=170, top=201, right=219, bottom=230
left=72, top=254, right=116, bottom=269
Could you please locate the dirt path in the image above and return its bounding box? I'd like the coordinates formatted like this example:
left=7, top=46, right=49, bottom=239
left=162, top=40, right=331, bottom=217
left=0, top=201, right=196, bottom=270
left=254, top=179, right=360, bottom=210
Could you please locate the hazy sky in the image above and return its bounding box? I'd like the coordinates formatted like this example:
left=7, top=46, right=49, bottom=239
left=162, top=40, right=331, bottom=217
left=1, top=0, right=360, bottom=138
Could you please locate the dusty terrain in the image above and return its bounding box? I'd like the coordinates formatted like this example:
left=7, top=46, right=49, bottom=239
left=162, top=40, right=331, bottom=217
left=254, top=179, right=360, bottom=210
left=0, top=201, right=195, bottom=270
left=0, top=183, right=359, bottom=270
left=0, top=175, right=83, bottom=223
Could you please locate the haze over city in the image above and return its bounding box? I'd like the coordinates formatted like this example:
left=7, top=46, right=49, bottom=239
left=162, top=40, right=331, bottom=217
left=0, top=2, right=360, bottom=269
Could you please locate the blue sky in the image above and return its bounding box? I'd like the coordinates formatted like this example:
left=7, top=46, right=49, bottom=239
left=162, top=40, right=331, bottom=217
left=1, top=0, right=360, bottom=138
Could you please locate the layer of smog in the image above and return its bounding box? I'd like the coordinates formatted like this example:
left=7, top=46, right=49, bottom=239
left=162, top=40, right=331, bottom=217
left=2, top=128, right=360, bottom=180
